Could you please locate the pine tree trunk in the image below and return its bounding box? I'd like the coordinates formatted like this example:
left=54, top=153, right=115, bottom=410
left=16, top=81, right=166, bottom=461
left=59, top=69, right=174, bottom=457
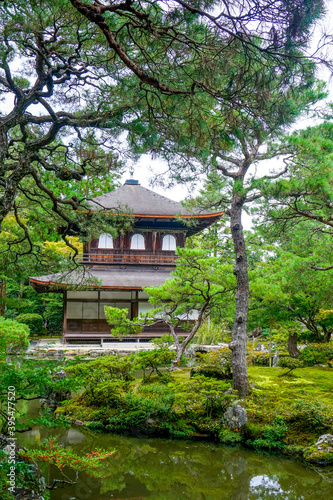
left=288, top=333, right=300, bottom=358
left=0, top=279, right=6, bottom=316
left=323, top=327, right=332, bottom=343
left=229, top=193, right=249, bottom=397
left=19, top=279, right=24, bottom=299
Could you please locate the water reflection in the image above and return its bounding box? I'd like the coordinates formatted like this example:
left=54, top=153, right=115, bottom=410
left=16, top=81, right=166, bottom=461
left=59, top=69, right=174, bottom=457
left=16, top=425, right=333, bottom=500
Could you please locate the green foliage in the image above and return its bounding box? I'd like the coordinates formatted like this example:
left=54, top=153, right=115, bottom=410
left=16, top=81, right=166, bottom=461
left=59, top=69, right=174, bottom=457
left=104, top=307, right=143, bottom=338
left=299, top=344, right=333, bottom=366
left=246, top=348, right=271, bottom=367
left=66, top=355, right=135, bottom=405
left=191, top=365, right=232, bottom=380
left=105, top=248, right=235, bottom=368
left=42, top=295, right=63, bottom=334
left=21, top=438, right=115, bottom=476
left=60, top=358, right=236, bottom=437
left=0, top=451, right=13, bottom=500
left=0, top=450, right=45, bottom=498
left=195, top=319, right=230, bottom=345
left=249, top=249, right=333, bottom=343
left=286, top=400, right=332, bottom=432
left=303, top=445, right=333, bottom=465
left=248, top=417, right=288, bottom=452
left=16, top=313, right=44, bottom=336
left=195, top=348, right=232, bottom=380
left=0, top=317, right=30, bottom=356
left=218, top=429, right=243, bottom=445
left=254, top=121, right=333, bottom=272
left=134, top=347, right=174, bottom=381
left=278, top=356, right=305, bottom=371
left=0, top=355, right=81, bottom=433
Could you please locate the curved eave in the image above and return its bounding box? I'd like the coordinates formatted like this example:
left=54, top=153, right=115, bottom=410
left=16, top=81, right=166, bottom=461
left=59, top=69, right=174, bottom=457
left=78, top=210, right=223, bottom=219
left=29, top=277, right=144, bottom=293
left=132, top=212, right=224, bottom=219
left=78, top=210, right=224, bottom=236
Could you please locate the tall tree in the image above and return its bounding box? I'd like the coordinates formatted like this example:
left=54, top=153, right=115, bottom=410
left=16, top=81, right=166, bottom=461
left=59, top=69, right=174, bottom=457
left=249, top=242, right=333, bottom=343
left=126, top=49, right=326, bottom=394
left=253, top=120, right=333, bottom=271
left=1, top=0, right=327, bottom=241
left=0, top=0, right=132, bottom=243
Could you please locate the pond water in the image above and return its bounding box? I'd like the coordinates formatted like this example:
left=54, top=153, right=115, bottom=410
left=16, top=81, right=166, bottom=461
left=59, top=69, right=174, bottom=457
left=16, top=407, right=333, bottom=500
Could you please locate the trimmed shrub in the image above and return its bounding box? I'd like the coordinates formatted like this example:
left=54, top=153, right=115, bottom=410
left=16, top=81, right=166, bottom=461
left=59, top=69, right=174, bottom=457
left=0, top=317, right=30, bottom=354
left=16, top=313, right=44, bottom=336
left=190, top=365, right=232, bottom=380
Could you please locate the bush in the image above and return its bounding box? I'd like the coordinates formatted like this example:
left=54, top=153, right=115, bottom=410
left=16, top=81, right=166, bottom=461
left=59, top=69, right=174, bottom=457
left=299, top=344, right=333, bottom=366
left=66, top=355, right=135, bottom=405
left=60, top=361, right=237, bottom=437
left=219, top=429, right=243, bottom=445
left=135, top=347, right=174, bottom=381
left=190, top=365, right=232, bottom=380
left=196, top=348, right=232, bottom=379
left=0, top=317, right=30, bottom=354
left=249, top=417, right=288, bottom=452
left=286, top=400, right=332, bottom=432
left=246, top=349, right=270, bottom=366
left=43, top=295, right=63, bottom=334
left=195, top=319, right=230, bottom=345
left=16, top=313, right=44, bottom=335
left=278, top=356, right=304, bottom=373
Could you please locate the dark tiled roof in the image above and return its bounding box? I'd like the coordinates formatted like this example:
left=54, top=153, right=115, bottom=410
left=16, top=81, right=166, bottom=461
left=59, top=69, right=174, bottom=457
left=89, top=181, right=215, bottom=216
left=30, top=267, right=173, bottom=290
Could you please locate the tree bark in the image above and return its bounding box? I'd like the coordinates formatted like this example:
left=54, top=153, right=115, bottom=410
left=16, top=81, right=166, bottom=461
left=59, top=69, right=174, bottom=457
left=0, top=279, right=6, bottom=316
left=288, top=333, right=300, bottom=358
left=323, top=327, right=332, bottom=343
left=229, top=192, right=249, bottom=397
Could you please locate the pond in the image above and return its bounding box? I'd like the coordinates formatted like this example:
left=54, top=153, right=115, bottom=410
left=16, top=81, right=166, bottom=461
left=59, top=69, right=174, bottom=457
left=17, top=413, right=333, bottom=500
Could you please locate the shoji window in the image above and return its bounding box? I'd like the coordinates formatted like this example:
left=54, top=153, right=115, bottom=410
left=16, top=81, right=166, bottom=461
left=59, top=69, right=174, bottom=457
left=162, top=234, right=176, bottom=251
left=131, top=233, right=145, bottom=250
left=98, top=234, right=113, bottom=249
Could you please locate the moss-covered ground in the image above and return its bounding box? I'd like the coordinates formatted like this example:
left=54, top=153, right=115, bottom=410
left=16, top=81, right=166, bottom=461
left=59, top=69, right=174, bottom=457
left=57, top=357, right=333, bottom=466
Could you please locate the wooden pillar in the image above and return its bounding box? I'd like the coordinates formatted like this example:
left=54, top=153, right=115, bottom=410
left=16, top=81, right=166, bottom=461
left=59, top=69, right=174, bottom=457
left=62, top=289, right=67, bottom=344
left=131, top=291, right=139, bottom=320
left=152, top=231, right=157, bottom=255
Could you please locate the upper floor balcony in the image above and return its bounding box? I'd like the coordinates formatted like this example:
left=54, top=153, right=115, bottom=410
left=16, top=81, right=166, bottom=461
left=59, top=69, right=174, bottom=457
left=78, top=249, right=177, bottom=266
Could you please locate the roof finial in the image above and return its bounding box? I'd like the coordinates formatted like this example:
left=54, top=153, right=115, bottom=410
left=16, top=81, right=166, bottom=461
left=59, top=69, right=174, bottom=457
left=125, top=167, right=139, bottom=185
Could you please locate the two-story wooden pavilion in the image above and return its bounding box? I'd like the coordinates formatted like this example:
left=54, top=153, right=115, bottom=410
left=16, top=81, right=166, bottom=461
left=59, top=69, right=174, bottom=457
left=30, top=180, right=223, bottom=344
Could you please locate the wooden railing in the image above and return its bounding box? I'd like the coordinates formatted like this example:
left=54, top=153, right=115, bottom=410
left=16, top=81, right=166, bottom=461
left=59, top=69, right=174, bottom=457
left=78, top=250, right=177, bottom=265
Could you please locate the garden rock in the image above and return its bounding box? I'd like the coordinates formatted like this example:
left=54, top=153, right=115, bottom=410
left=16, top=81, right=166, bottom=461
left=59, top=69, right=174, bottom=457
left=223, top=404, right=247, bottom=430
left=248, top=327, right=263, bottom=338
left=304, top=434, right=333, bottom=465
left=272, top=351, right=280, bottom=367
left=316, top=434, right=333, bottom=450
left=254, top=343, right=267, bottom=352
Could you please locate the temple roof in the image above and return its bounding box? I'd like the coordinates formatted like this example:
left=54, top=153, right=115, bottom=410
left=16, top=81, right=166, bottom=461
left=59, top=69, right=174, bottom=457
left=89, top=180, right=220, bottom=218
left=30, top=267, right=173, bottom=293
